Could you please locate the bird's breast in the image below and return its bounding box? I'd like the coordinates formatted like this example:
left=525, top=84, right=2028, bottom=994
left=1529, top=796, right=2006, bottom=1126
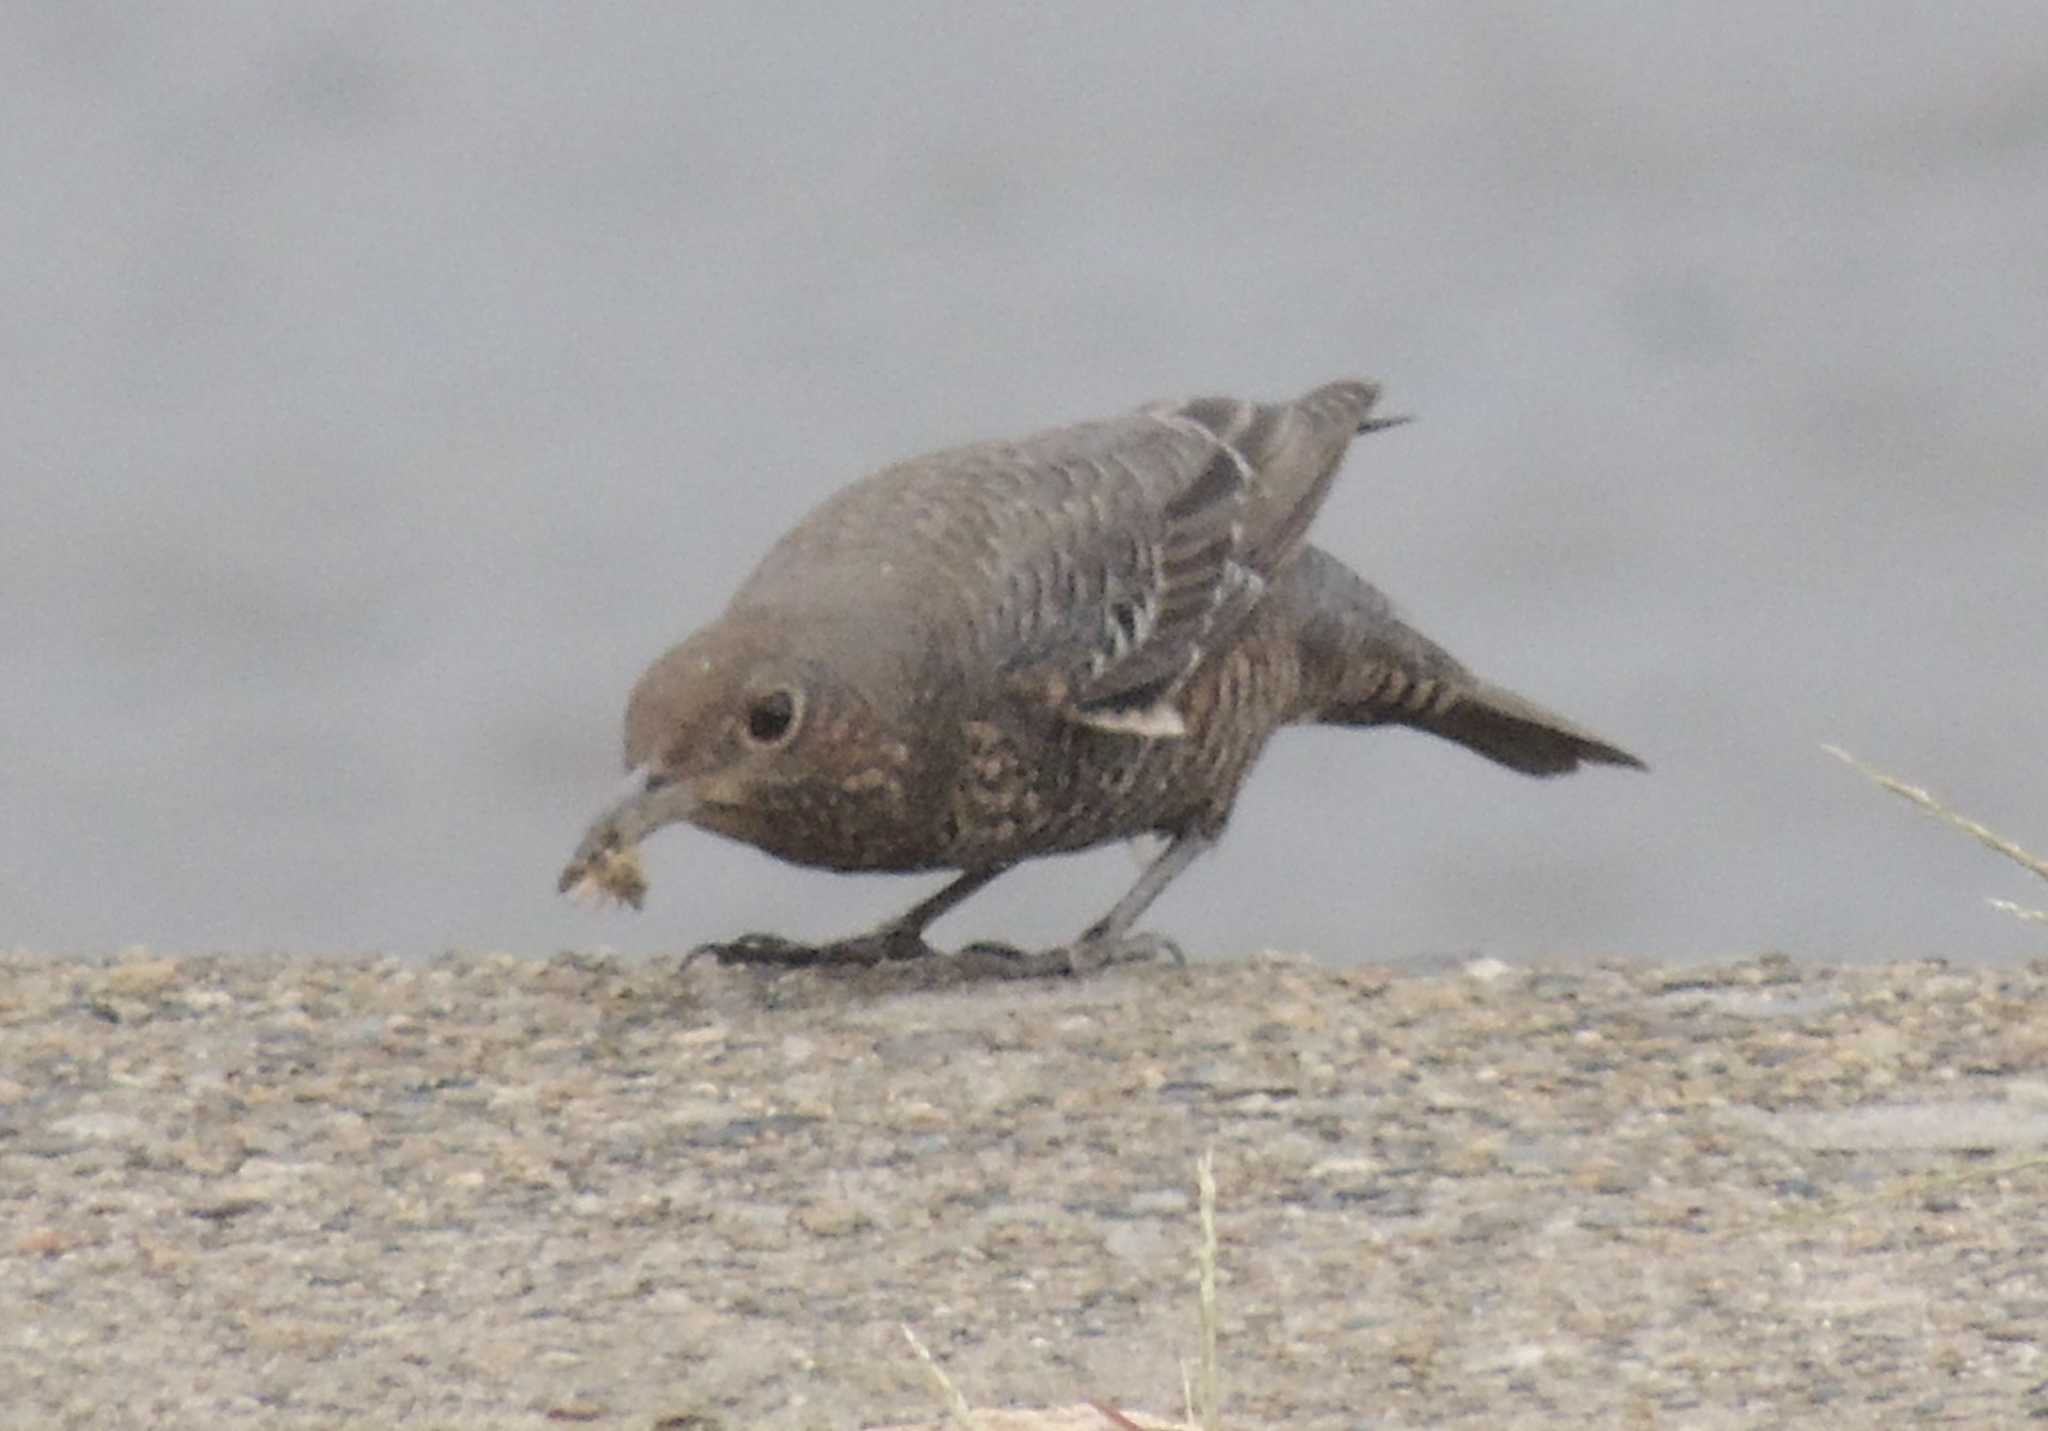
left=931, top=630, right=1305, bottom=867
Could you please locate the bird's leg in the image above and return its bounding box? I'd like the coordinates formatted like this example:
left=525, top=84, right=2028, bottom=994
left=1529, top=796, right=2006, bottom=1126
left=826, top=864, right=1014, bottom=962
left=880, top=865, right=1012, bottom=942
left=689, top=835, right=1206, bottom=977
left=969, top=831, right=1213, bottom=978
left=689, top=865, right=1013, bottom=968
left=1065, top=830, right=1212, bottom=970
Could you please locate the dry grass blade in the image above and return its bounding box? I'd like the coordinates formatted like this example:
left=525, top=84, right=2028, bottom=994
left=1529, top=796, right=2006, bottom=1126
left=902, top=1323, right=978, bottom=1431
left=1823, top=746, right=2048, bottom=920
left=1989, top=898, right=2048, bottom=925
left=1194, top=1149, right=1220, bottom=1431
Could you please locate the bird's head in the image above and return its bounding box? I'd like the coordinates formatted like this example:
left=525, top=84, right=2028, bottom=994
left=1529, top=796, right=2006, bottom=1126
left=558, top=612, right=906, bottom=905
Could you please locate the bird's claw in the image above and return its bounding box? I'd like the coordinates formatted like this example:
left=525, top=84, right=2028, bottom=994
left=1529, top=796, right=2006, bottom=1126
left=1066, top=929, right=1187, bottom=971
left=954, top=930, right=1187, bottom=978
left=686, top=928, right=939, bottom=968
left=685, top=932, right=816, bottom=968
left=685, top=929, right=1185, bottom=978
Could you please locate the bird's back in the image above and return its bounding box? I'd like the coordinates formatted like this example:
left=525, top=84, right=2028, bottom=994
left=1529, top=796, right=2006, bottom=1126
left=731, top=381, right=1386, bottom=734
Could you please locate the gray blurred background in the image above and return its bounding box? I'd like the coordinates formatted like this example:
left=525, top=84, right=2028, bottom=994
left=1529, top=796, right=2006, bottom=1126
left=6, top=3, right=2043, bottom=966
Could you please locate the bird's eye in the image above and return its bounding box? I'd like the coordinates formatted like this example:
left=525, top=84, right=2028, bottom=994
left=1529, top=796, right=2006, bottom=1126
left=744, top=688, right=800, bottom=746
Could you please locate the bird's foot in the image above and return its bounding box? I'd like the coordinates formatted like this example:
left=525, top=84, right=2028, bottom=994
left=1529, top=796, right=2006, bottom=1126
left=685, top=929, right=1184, bottom=979
left=686, top=927, right=941, bottom=969
left=685, top=932, right=822, bottom=968
left=950, top=930, right=1187, bottom=979
left=1067, top=929, right=1187, bottom=972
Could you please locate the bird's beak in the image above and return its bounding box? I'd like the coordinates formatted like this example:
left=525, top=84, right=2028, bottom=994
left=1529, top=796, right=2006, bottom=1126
left=556, top=763, right=697, bottom=907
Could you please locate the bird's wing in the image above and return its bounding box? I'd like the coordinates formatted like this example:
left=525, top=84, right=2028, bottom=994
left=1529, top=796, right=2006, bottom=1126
left=997, top=379, right=1394, bottom=736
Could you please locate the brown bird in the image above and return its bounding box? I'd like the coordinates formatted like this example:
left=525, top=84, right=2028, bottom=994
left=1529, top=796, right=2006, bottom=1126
left=560, top=379, right=1643, bottom=972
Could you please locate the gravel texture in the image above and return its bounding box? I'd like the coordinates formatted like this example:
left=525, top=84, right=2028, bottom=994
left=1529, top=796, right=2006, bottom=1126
left=5, top=947, right=2047, bottom=1428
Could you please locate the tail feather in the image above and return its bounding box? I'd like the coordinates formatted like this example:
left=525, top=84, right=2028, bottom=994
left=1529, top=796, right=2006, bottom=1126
left=1284, top=545, right=1646, bottom=777
left=1330, top=678, right=1646, bottom=776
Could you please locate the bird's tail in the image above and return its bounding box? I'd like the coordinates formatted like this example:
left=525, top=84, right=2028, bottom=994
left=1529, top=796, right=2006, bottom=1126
left=1286, top=547, right=1646, bottom=776
left=1325, top=673, right=1646, bottom=775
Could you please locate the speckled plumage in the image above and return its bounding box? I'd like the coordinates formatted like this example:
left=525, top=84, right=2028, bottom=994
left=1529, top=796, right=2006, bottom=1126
left=561, top=379, right=1643, bottom=969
